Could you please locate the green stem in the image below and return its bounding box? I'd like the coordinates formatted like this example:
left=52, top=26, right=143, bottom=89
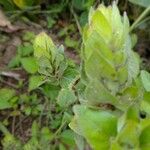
left=130, top=6, right=150, bottom=32
left=70, top=5, right=82, bottom=36
left=49, top=121, right=66, bottom=142
left=135, top=16, right=150, bottom=28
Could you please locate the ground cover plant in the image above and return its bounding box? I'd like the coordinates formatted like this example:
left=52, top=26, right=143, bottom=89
left=0, top=0, right=150, bottom=150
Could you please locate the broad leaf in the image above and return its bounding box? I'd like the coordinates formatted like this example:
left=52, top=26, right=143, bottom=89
left=28, top=75, right=45, bottom=91
left=85, top=79, right=118, bottom=106
left=85, top=51, right=116, bottom=80
left=117, top=120, right=140, bottom=148
left=83, top=31, right=113, bottom=61
left=21, top=57, right=38, bottom=74
left=90, top=10, right=112, bottom=42
left=60, top=130, right=75, bottom=146
left=140, top=125, right=150, bottom=149
left=57, top=89, right=76, bottom=108
left=70, top=105, right=117, bottom=150
left=141, top=70, right=150, bottom=92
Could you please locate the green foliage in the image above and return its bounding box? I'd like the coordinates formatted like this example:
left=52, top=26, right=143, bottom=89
left=0, top=0, right=16, bottom=11
left=69, top=105, right=117, bottom=150
left=28, top=75, right=45, bottom=91
left=33, top=32, right=79, bottom=86
left=129, top=0, right=150, bottom=7
left=69, top=2, right=150, bottom=149
left=0, top=0, right=40, bottom=10
left=21, top=57, right=38, bottom=74
left=72, top=0, right=94, bottom=10
left=57, top=88, right=76, bottom=108
left=8, top=31, right=35, bottom=69
left=141, top=70, right=150, bottom=92
left=13, top=0, right=40, bottom=9
left=1, top=1, right=150, bottom=150
left=0, top=88, right=15, bottom=109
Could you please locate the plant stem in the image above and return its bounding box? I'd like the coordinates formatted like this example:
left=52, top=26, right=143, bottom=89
left=130, top=6, right=150, bottom=32
left=70, top=5, right=82, bottom=36
left=49, top=121, right=66, bottom=142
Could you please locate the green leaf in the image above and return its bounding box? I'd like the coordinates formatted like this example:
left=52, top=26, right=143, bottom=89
left=79, top=11, right=88, bottom=27
left=8, top=55, right=21, bottom=68
left=21, top=57, right=38, bottom=74
left=90, top=10, right=112, bottom=42
left=0, top=88, right=15, bottom=109
left=65, top=36, right=79, bottom=48
left=60, top=67, right=79, bottom=88
left=28, top=75, right=45, bottom=91
left=13, top=0, right=39, bottom=9
left=140, top=125, right=150, bottom=149
left=57, top=89, right=76, bottom=108
left=141, top=92, right=150, bottom=115
left=85, top=51, right=116, bottom=80
left=69, top=105, right=117, bottom=150
left=42, top=84, right=60, bottom=100
left=110, top=141, right=122, bottom=150
left=117, top=120, right=139, bottom=148
left=47, top=16, right=56, bottom=29
left=36, top=56, right=53, bottom=76
left=0, top=0, right=15, bottom=11
left=41, top=127, right=53, bottom=141
left=141, top=70, right=150, bottom=92
left=60, top=130, right=75, bottom=146
left=85, top=79, right=118, bottom=106
left=34, top=32, right=56, bottom=62
left=129, top=52, right=140, bottom=79
left=83, top=31, right=113, bottom=61
left=129, top=0, right=150, bottom=7
left=72, top=0, right=94, bottom=10
left=18, top=44, right=33, bottom=56
left=59, top=143, right=66, bottom=150
left=23, top=31, right=35, bottom=42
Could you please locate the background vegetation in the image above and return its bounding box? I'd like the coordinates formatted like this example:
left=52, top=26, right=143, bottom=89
left=0, top=0, right=149, bottom=149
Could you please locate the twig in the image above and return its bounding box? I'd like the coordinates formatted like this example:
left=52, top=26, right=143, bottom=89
left=19, top=115, right=24, bottom=136
left=12, top=116, right=16, bottom=135
left=130, top=6, right=150, bottom=32
left=0, top=71, right=20, bottom=80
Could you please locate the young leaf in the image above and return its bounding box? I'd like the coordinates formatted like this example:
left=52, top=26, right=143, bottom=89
left=0, top=88, right=15, bottom=109
left=141, top=70, right=150, bottom=92
left=90, top=10, right=112, bottom=42
left=57, top=89, right=76, bottom=108
left=85, top=50, right=116, bottom=80
left=85, top=79, right=118, bottom=106
left=60, top=130, right=75, bottom=146
left=21, top=57, right=38, bottom=74
left=28, top=75, right=45, bottom=91
left=34, top=32, right=56, bottom=62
